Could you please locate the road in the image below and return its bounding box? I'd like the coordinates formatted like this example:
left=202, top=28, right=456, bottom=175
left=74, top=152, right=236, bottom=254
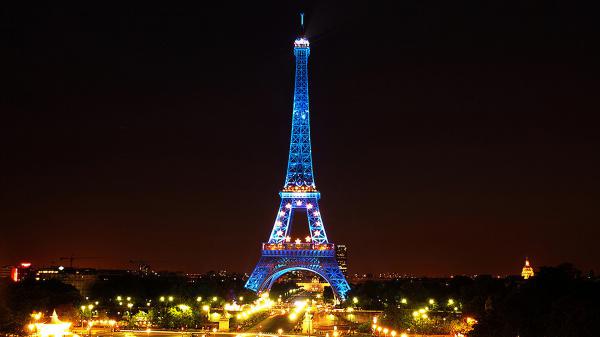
left=247, top=313, right=298, bottom=334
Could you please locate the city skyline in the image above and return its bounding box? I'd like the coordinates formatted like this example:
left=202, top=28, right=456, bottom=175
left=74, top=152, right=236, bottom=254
left=2, top=2, right=599, bottom=276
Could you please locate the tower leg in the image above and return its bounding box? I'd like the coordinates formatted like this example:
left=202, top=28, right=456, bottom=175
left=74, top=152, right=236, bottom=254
left=245, top=255, right=350, bottom=301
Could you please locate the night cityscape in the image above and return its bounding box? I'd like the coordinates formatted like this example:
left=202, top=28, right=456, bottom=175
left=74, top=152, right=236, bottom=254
left=2, top=2, right=599, bottom=337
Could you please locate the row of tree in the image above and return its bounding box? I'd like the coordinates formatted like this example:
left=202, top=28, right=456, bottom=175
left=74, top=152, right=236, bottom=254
left=347, top=264, right=599, bottom=337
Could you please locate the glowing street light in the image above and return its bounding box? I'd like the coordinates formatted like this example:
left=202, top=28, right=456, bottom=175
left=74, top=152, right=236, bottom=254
left=168, top=296, right=174, bottom=302
left=197, top=296, right=202, bottom=302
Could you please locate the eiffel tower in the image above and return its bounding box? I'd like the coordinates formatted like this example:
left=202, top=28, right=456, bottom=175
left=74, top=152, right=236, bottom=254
left=245, top=18, right=350, bottom=301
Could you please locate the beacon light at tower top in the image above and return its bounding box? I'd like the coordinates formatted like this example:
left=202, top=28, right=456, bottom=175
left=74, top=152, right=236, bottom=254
left=294, top=37, right=310, bottom=48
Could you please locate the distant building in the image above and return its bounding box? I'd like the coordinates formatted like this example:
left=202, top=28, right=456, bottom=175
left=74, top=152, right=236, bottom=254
left=521, top=257, right=535, bottom=279
left=36, top=266, right=98, bottom=297
left=1, top=262, right=34, bottom=282
left=335, top=245, right=348, bottom=276
left=297, top=277, right=330, bottom=293
left=0, top=265, right=13, bottom=279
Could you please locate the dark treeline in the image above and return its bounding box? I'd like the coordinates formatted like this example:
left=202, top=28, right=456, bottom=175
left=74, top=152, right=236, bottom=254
left=347, top=264, right=600, bottom=337
left=89, top=272, right=252, bottom=303
left=0, top=279, right=81, bottom=332
left=2, top=264, right=599, bottom=336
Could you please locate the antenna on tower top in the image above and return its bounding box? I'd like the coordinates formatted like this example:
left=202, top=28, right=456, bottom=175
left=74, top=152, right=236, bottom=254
left=300, top=12, right=305, bottom=32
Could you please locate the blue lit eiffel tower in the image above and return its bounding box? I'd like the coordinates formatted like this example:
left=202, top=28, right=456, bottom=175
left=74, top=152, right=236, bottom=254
left=245, top=30, right=350, bottom=301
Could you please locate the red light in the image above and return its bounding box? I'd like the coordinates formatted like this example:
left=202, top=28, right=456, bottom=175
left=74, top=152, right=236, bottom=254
left=11, top=268, right=18, bottom=282
left=20, top=262, right=31, bottom=268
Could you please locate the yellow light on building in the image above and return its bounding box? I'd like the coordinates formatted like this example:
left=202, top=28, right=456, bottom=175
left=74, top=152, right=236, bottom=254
left=521, top=257, right=535, bottom=279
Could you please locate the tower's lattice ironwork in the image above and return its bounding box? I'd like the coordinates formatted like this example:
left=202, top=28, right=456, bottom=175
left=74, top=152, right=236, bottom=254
left=245, top=35, right=350, bottom=301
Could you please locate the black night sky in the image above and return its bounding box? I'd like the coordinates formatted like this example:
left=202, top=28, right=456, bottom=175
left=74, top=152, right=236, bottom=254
left=1, top=1, right=599, bottom=276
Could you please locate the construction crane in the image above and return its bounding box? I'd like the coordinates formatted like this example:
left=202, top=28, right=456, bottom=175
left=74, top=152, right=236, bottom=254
left=59, top=256, right=103, bottom=268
